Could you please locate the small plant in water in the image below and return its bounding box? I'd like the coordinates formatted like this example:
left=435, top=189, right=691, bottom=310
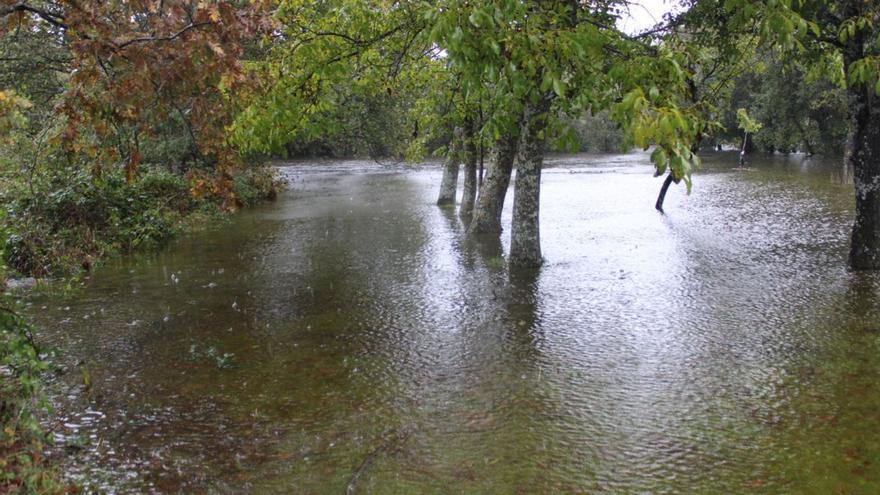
left=64, top=434, right=89, bottom=452
left=187, top=344, right=235, bottom=370
left=486, top=256, right=506, bottom=269
left=214, top=351, right=235, bottom=370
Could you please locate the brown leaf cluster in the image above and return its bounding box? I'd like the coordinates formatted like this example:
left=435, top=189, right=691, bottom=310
left=1, top=0, right=275, bottom=205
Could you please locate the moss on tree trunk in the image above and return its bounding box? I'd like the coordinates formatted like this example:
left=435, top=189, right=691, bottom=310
left=847, top=84, right=880, bottom=269
left=437, top=126, right=463, bottom=206
left=459, top=119, right=479, bottom=220
left=468, top=132, right=518, bottom=235
left=510, top=97, right=550, bottom=267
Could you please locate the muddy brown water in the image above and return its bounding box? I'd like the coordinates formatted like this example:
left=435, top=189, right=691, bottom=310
left=23, top=151, right=880, bottom=493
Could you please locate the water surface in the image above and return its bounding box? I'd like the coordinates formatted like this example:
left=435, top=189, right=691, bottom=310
left=27, top=152, right=880, bottom=493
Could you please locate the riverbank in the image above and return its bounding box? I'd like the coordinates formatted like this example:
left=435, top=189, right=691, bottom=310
left=0, top=164, right=280, bottom=493
left=1, top=164, right=280, bottom=280
left=0, top=303, right=67, bottom=494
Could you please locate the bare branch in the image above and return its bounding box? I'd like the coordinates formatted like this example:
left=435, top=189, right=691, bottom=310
left=114, top=21, right=213, bottom=49
left=0, top=2, right=67, bottom=29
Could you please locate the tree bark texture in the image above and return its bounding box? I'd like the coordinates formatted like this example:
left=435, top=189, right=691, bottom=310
left=459, top=119, right=479, bottom=220
left=847, top=80, right=880, bottom=269
left=654, top=174, right=675, bottom=213
left=437, top=126, right=463, bottom=206
left=510, top=97, right=551, bottom=267
left=468, top=132, right=518, bottom=235
left=844, top=20, right=880, bottom=269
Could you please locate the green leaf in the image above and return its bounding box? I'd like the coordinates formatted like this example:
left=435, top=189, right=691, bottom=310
left=468, top=11, right=481, bottom=27
left=552, top=78, right=566, bottom=98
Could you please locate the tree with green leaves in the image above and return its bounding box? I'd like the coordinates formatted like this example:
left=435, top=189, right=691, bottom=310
left=718, top=53, right=848, bottom=155
left=0, top=0, right=269, bottom=200
left=230, top=0, right=432, bottom=157
left=429, top=0, right=621, bottom=265
left=429, top=0, right=741, bottom=264
left=736, top=107, right=762, bottom=165
left=709, top=0, right=880, bottom=268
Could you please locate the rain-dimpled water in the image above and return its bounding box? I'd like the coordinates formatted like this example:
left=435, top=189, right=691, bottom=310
left=24, top=151, right=880, bottom=493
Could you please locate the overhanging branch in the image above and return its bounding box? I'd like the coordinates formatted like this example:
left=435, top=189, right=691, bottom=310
left=0, top=2, right=67, bottom=29
left=114, top=21, right=213, bottom=49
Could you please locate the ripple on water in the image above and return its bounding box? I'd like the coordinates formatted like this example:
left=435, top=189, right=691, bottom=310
left=27, top=152, right=880, bottom=493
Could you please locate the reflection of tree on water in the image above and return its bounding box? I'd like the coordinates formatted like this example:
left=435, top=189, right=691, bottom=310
left=506, top=266, right=543, bottom=356
left=460, top=229, right=504, bottom=272
left=754, top=272, right=880, bottom=493
left=31, top=159, right=880, bottom=492
left=842, top=272, right=880, bottom=323
left=837, top=160, right=854, bottom=186
left=420, top=204, right=577, bottom=491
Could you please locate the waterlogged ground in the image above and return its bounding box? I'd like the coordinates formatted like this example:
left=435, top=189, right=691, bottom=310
left=24, top=151, right=880, bottom=493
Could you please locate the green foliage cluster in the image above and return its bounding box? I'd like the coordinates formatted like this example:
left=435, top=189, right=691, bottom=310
left=721, top=0, right=879, bottom=98
left=736, top=108, right=763, bottom=134
left=188, top=344, right=236, bottom=370
left=0, top=7, right=282, bottom=279
left=0, top=233, right=65, bottom=493
left=0, top=164, right=279, bottom=278
left=275, top=88, right=415, bottom=159
left=712, top=50, right=848, bottom=155
left=230, top=0, right=432, bottom=160
left=0, top=309, right=64, bottom=494
left=555, top=111, right=625, bottom=153
left=232, top=166, right=281, bottom=207
left=3, top=167, right=189, bottom=277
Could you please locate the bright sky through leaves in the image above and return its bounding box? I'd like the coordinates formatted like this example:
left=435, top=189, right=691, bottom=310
left=617, top=0, right=682, bottom=34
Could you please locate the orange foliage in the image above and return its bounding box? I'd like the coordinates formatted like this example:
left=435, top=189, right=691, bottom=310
left=1, top=0, right=274, bottom=203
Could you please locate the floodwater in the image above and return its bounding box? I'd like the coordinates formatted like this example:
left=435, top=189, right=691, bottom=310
left=24, top=151, right=880, bottom=493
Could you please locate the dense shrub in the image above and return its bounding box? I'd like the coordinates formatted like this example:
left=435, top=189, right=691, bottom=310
left=553, top=111, right=627, bottom=154
left=232, top=166, right=280, bottom=206
left=0, top=217, right=66, bottom=494
left=1, top=164, right=278, bottom=278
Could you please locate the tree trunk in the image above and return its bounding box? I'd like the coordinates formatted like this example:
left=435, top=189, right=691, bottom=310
left=478, top=140, right=485, bottom=187
left=655, top=174, right=675, bottom=213
left=437, top=126, right=463, bottom=206
left=847, top=85, right=880, bottom=269
left=510, top=97, right=551, bottom=267
left=468, top=132, right=518, bottom=235
left=459, top=119, right=478, bottom=220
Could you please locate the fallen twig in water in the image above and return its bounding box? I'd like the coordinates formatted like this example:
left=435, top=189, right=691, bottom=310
left=346, top=428, right=412, bottom=495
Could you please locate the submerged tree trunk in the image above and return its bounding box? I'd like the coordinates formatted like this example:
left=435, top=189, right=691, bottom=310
left=510, top=97, right=551, bottom=267
left=459, top=119, right=478, bottom=220
left=847, top=84, right=880, bottom=269
left=437, top=126, right=463, bottom=206
left=655, top=134, right=700, bottom=213
left=844, top=23, right=880, bottom=270
left=655, top=174, right=675, bottom=213
left=478, top=140, right=485, bottom=187
left=468, top=132, right=518, bottom=235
